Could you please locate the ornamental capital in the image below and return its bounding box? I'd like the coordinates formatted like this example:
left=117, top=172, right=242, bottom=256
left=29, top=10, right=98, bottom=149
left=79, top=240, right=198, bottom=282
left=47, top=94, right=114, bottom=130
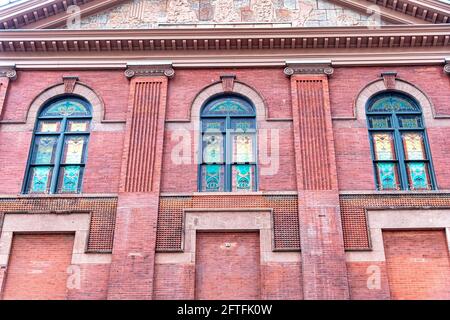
left=124, top=61, right=175, bottom=79
left=0, top=64, right=17, bottom=80
left=444, top=58, right=450, bottom=75
left=283, top=60, right=334, bottom=77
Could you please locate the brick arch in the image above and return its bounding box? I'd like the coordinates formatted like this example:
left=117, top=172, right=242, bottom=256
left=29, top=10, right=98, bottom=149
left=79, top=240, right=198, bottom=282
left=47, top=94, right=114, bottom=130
left=354, top=78, right=436, bottom=124
left=190, top=81, right=267, bottom=122
left=25, top=81, right=105, bottom=131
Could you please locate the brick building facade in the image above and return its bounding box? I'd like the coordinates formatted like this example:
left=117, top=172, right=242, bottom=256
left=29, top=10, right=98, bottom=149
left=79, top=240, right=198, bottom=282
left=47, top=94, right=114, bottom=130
left=0, top=0, right=449, bottom=300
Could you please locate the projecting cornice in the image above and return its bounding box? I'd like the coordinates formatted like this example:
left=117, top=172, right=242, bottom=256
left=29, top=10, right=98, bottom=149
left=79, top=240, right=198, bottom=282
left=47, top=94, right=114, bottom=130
left=0, top=25, right=448, bottom=67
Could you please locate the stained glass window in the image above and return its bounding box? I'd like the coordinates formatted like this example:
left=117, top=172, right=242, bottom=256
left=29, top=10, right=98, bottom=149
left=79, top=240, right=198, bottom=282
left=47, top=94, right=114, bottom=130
left=24, top=97, right=91, bottom=194
left=200, top=95, right=257, bottom=192
left=367, top=92, right=434, bottom=191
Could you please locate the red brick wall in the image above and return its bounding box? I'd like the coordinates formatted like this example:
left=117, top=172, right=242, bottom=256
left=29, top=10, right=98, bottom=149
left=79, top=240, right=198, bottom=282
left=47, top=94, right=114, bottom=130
left=153, top=263, right=195, bottom=300
left=2, top=233, right=74, bottom=300
left=383, top=230, right=450, bottom=300
left=3, top=70, right=129, bottom=122
left=0, top=70, right=128, bottom=195
left=261, top=262, right=303, bottom=300
left=161, top=68, right=296, bottom=193
left=346, top=262, right=391, bottom=300
left=329, top=66, right=450, bottom=119
left=67, top=264, right=111, bottom=300
left=331, top=66, right=450, bottom=191
left=195, top=232, right=261, bottom=300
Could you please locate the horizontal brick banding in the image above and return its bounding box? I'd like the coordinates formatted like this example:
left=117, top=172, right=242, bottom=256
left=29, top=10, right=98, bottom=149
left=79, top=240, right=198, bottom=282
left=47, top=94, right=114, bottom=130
left=0, top=196, right=117, bottom=253
left=340, top=193, right=450, bottom=250
left=156, top=195, right=299, bottom=251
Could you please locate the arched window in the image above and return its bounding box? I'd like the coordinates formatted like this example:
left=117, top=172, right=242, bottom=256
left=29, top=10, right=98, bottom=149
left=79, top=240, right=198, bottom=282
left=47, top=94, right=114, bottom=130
left=366, top=92, right=435, bottom=190
left=199, top=95, right=257, bottom=192
left=23, top=97, right=92, bottom=194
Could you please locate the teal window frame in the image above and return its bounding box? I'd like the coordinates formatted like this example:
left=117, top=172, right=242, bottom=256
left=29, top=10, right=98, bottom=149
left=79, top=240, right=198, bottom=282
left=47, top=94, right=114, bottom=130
left=22, top=96, right=92, bottom=194
left=366, top=91, right=437, bottom=191
left=199, top=94, right=258, bottom=192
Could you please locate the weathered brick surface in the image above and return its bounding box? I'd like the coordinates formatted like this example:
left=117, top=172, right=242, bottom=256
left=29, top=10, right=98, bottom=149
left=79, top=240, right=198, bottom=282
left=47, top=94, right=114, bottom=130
left=2, top=70, right=129, bottom=122
left=2, top=233, right=74, bottom=300
left=346, top=262, right=391, bottom=300
left=261, top=262, right=303, bottom=300
left=67, top=264, right=111, bottom=300
left=153, top=263, right=195, bottom=300
left=0, top=65, right=449, bottom=300
left=383, top=230, right=450, bottom=300
left=0, top=197, right=117, bottom=253
left=340, top=193, right=450, bottom=250
left=290, top=74, right=349, bottom=299
left=108, top=76, right=168, bottom=299
left=195, top=232, right=261, bottom=300
left=329, top=66, right=450, bottom=119
left=331, top=66, right=450, bottom=191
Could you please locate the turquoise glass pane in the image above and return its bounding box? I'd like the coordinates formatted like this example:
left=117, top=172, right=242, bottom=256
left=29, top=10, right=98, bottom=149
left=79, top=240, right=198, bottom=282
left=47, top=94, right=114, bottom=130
left=232, top=164, right=254, bottom=191
left=202, top=134, right=223, bottom=163
left=398, top=116, right=423, bottom=128
left=202, top=97, right=254, bottom=116
left=58, top=166, right=81, bottom=193
left=202, top=119, right=225, bottom=132
left=368, top=116, right=391, bottom=129
left=201, top=165, right=224, bottom=192
left=28, top=166, right=52, bottom=193
left=32, top=136, right=58, bottom=164
left=407, top=162, right=429, bottom=190
left=41, top=99, right=91, bottom=117
left=376, top=162, right=398, bottom=190
left=368, top=95, right=420, bottom=113
left=231, top=119, right=256, bottom=132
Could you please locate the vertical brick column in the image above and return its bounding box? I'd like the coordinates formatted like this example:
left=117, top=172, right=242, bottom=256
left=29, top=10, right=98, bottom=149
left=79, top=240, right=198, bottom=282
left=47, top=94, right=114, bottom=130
left=285, top=62, right=349, bottom=299
left=107, top=63, right=174, bottom=299
left=0, top=65, right=17, bottom=120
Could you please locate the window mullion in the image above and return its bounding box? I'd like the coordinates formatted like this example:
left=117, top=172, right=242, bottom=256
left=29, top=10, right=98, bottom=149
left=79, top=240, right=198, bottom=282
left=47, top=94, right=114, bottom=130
left=393, top=114, right=408, bottom=190
left=225, top=116, right=231, bottom=192
left=50, top=117, right=67, bottom=193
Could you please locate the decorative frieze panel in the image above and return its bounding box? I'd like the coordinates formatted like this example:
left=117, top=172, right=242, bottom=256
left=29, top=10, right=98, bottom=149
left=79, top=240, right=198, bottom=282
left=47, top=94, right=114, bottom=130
left=77, top=0, right=386, bottom=29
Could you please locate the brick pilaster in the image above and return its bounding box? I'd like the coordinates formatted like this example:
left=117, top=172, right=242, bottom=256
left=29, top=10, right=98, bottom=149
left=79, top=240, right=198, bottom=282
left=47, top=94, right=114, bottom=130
left=107, top=63, right=174, bottom=299
left=0, top=64, right=17, bottom=120
left=285, top=61, right=350, bottom=299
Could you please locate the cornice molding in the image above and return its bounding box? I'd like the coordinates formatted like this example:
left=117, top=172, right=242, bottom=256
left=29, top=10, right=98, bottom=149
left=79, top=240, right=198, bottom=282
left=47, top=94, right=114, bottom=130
left=124, top=61, right=175, bottom=79
left=0, top=25, right=448, bottom=55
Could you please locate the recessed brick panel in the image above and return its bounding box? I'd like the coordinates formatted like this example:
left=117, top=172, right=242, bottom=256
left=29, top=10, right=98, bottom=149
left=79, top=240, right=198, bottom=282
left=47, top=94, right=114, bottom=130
left=156, top=195, right=299, bottom=251
left=0, top=197, right=117, bottom=252
left=3, top=233, right=75, bottom=300
left=340, top=193, right=450, bottom=250
left=383, top=230, right=450, bottom=300
left=195, top=232, right=261, bottom=300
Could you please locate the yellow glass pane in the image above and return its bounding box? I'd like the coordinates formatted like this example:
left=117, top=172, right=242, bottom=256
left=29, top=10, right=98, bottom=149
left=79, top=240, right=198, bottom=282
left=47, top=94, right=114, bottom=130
left=403, top=132, right=425, bottom=160
left=373, top=133, right=395, bottom=160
